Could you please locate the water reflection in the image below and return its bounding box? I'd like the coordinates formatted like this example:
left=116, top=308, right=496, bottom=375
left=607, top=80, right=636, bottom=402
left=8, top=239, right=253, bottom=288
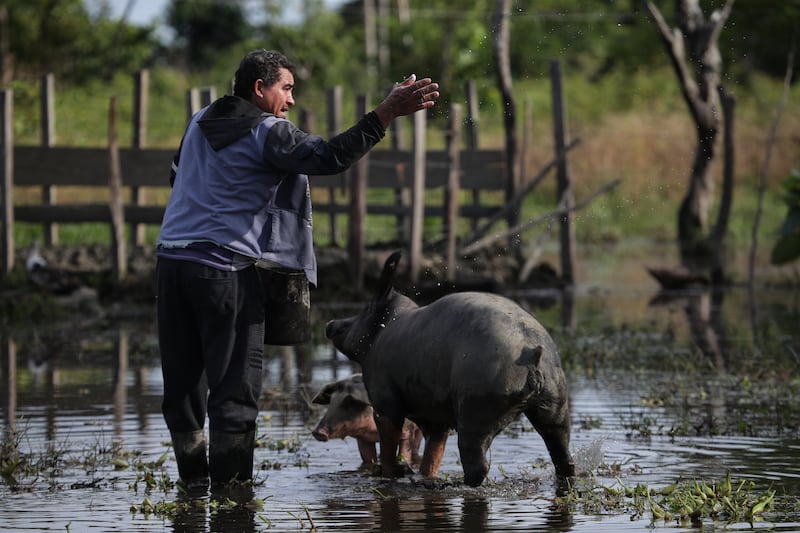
left=169, top=485, right=258, bottom=533
left=649, top=285, right=731, bottom=369
left=2, top=326, right=159, bottom=438
left=373, top=495, right=489, bottom=532
left=1, top=282, right=798, bottom=532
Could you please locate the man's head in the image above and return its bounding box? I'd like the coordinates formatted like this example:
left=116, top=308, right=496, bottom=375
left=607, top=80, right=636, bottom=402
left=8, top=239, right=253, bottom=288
left=233, top=50, right=296, bottom=118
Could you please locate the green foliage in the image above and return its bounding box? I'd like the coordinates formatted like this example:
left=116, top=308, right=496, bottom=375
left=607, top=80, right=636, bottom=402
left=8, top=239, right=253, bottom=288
left=722, top=0, right=800, bottom=81
left=252, top=8, right=364, bottom=98
left=771, top=169, right=800, bottom=265
left=167, top=0, right=251, bottom=69
left=4, top=0, right=158, bottom=83
left=560, top=473, right=777, bottom=526
left=3, top=0, right=795, bottom=263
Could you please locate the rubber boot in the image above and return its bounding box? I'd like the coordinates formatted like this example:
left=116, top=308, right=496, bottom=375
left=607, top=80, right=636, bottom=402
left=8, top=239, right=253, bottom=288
left=209, top=430, right=255, bottom=486
left=170, top=430, right=209, bottom=490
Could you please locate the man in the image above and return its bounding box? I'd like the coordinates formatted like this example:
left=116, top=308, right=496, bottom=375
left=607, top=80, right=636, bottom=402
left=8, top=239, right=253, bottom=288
left=155, top=49, right=439, bottom=488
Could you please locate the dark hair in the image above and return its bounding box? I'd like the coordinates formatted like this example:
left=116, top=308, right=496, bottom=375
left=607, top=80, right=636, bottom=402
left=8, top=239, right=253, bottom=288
left=233, top=50, right=295, bottom=99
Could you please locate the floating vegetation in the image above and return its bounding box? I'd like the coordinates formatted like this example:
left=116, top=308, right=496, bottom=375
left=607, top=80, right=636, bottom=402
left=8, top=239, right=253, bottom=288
left=256, top=433, right=310, bottom=468
left=256, top=434, right=303, bottom=453
left=557, top=471, right=778, bottom=527
left=129, top=492, right=266, bottom=520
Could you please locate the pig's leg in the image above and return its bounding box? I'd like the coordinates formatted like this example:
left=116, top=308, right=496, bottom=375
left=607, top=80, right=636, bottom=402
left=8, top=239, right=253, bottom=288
left=409, top=424, right=424, bottom=463
left=356, top=438, right=378, bottom=466
left=524, top=406, right=575, bottom=478
left=375, top=413, right=404, bottom=478
left=398, top=425, right=412, bottom=463
left=456, top=432, right=492, bottom=487
left=419, top=431, right=448, bottom=478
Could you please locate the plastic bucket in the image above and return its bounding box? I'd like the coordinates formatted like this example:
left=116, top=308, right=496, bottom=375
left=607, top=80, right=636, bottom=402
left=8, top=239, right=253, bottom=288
left=258, top=268, right=311, bottom=345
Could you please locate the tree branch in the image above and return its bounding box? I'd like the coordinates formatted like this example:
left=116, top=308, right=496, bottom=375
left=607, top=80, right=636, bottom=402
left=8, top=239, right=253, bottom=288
left=708, top=0, right=736, bottom=46
left=644, top=1, right=701, bottom=123
left=460, top=178, right=621, bottom=256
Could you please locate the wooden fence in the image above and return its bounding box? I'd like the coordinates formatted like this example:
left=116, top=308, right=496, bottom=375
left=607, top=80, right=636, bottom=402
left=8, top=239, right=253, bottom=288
left=1, top=63, right=583, bottom=286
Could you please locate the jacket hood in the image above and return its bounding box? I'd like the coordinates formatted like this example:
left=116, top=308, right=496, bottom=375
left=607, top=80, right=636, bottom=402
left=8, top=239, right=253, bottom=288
left=198, top=95, right=268, bottom=151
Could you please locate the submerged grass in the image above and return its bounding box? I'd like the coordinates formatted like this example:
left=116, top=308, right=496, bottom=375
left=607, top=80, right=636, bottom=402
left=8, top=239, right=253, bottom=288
left=2, top=415, right=798, bottom=527
left=554, top=321, right=800, bottom=439
left=0, top=420, right=310, bottom=526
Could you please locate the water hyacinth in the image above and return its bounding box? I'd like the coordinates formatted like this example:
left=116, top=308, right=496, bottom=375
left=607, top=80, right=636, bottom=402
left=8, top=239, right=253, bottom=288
left=557, top=471, right=777, bottom=527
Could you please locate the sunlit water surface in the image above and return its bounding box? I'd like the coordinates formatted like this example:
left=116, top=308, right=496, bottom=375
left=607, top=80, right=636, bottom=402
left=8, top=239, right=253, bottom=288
left=1, top=254, right=798, bottom=532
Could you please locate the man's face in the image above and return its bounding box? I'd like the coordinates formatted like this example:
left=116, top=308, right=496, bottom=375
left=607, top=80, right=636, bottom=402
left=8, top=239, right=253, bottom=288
left=253, top=67, right=295, bottom=118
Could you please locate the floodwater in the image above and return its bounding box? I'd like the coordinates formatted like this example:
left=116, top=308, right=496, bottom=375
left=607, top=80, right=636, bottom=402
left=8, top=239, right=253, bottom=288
left=1, top=246, right=799, bottom=532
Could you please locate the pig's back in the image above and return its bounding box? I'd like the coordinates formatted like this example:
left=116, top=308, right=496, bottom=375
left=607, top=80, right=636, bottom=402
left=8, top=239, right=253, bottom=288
left=366, top=292, right=554, bottom=422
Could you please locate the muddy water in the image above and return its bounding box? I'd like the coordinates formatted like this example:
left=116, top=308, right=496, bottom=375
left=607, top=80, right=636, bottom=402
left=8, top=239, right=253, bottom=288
left=1, top=254, right=799, bottom=532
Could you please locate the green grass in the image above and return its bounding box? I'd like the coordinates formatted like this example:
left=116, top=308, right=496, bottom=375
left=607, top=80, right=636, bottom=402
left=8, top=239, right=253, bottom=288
left=8, top=66, right=797, bottom=263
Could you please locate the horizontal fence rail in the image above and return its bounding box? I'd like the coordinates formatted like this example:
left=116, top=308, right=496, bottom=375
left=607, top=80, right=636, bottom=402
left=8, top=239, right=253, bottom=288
left=2, top=64, right=577, bottom=285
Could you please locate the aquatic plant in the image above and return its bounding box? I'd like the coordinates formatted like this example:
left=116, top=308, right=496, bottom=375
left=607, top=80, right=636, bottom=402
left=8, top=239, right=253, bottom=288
left=0, top=423, right=26, bottom=487
left=256, top=434, right=303, bottom=453
left=255, top=433, right=310, bottom=468
left=557, top=471, right=777, bottom=527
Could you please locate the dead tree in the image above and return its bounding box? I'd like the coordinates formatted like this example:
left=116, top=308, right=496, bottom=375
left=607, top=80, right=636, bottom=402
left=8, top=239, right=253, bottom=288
left=492, top=0, right=521, bottom=235
left=645, top=0, right=735, bottom=275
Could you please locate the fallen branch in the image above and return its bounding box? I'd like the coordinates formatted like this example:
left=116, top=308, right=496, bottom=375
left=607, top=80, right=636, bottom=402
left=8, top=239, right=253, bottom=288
left=460, top=177, right=621, bottom=256
left=461, top=137, right=581, bottom=248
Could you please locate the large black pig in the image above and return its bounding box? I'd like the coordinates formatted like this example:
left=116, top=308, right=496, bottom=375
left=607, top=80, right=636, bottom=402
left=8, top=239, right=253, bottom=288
left=325, top=252, right=575, bottom=487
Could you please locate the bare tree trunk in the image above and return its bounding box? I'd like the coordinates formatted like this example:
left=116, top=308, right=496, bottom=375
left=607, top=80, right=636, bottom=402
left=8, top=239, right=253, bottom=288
left=492, top=0, right=521, bottom=238
left=711, top=85, right=735, bottom=283
left=0, top=7, right=12, bottom=86
left=645, top=0, right=735, bottom=272
left=377, top=0, right=390, bottom=83
left=363, top=0, right=377, bottom=97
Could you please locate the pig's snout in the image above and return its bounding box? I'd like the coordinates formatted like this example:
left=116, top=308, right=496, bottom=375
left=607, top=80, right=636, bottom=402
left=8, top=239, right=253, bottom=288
left=312, top=426, right=330, bottom=442
left=324, top=320, right=336, bottom=339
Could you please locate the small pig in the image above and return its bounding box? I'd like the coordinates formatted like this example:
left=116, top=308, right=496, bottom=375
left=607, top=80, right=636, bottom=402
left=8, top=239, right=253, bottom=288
left=325, top=252, right=576, bottom=487
left=311, top=373, right=423, bottom=467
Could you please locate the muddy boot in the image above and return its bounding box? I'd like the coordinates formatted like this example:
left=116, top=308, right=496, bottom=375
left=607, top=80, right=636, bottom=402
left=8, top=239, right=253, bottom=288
left=170, top=430, right=209, bottom=490
left=209, top=430, right=255, bottom=486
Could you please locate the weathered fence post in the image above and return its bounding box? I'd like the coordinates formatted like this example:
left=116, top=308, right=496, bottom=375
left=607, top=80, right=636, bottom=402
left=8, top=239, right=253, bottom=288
left=409, top=109, right=426, bottom=283
left=464, top=80, right=480, bottom=150
left=186, top=87, right=201, bottom=118
left=348, top=95, right=368, bottom=290
left=326, top=86, right=343, bottom=246
left=108, top=96, right=127, bottom=281
left=464, top=80, right=481, bottom=232
left=113, top=328, right=129, bottom=434
left=521, top=99, right=533, bottom=186
left=549, top=60, right=575, bottom=286
left=131, top=69, right=149, bottom=245
left=1, top=88, right=13, bottom=275
left=298, top=108, right=316, bottom=137
left=186, top=86, right=215, bottom=117
left=2, top=332, right=17, bottom=430
left=390, top=115, right=410, bottom=243
left=40, top=73, right=58, bottom=246
left=200, top=87, right=216, bottom=108
left=445, top=103, right=462, bottom=280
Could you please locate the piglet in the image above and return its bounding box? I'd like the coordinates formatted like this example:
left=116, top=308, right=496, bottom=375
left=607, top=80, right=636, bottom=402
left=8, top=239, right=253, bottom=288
left=325, top=252, right=576, bottom=487
left=311, top=373, right=423, bottom=467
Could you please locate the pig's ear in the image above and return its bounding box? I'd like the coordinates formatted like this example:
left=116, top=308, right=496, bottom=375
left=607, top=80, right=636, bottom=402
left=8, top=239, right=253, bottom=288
left=375, top=250, right=402, bottom=302
left=312, top=384, right=334, bottom=405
